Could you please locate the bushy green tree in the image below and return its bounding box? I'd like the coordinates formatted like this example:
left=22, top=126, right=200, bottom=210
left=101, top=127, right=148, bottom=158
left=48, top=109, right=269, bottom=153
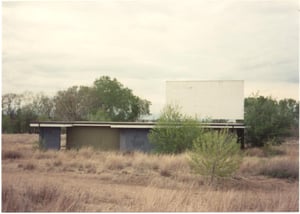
left=148, top=105, right=203, bottom=154
left=92, top=76, right=151, bottom=121
left=245, top=95, right=299, bottom=147
left=188, top=129, right=242, bottom=184
left=53, top=76, right=151, bottom=121
left=54, top=86, right=93, bottom=121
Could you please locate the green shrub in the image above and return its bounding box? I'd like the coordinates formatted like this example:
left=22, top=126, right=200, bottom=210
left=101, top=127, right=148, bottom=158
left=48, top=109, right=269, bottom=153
left=188, top=129, right=242, bottom=184
left=148, top=105, right=203, bottom=154
left=245, top=95, right=299, bottom=147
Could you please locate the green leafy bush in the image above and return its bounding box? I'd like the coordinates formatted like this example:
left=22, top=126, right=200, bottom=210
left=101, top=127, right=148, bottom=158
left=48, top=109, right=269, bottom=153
left=245, top=95, right=299, bottom=147
left=148, top=105, right=203, bottom=154
left=188, top=129, right=242, bottom=184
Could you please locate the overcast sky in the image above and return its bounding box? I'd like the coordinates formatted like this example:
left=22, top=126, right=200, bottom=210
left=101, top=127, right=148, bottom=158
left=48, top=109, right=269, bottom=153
left=2, top=0, right=299, bottom=117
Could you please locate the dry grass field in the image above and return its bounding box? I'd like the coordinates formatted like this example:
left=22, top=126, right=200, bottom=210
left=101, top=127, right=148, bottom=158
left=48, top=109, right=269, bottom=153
left=2, top=134, right=299, bottom=212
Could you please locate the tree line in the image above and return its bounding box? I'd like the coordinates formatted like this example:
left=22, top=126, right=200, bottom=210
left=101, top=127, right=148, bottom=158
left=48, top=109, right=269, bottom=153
left=2, top=76, right=299, bottom=148
left=2, top=76, right=151, bottom=133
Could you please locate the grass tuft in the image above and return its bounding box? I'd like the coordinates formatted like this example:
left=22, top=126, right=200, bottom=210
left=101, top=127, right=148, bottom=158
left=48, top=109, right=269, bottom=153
left=23, top=163, right=36, bottom=170
left=53, top=160, right=63, bottom=167
left=160, top=169, right=171, bottom=177
left=2, top=150, right=23, bottom=160
left=104, top=155, right=127, bottom=170
left=2, top=181, right=87, bottom=212
left=258, top=157, right=299, bottom=180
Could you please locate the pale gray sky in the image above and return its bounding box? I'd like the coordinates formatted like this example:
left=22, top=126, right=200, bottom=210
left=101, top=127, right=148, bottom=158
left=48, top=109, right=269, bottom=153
left=2, top=0, right=299, bottom=117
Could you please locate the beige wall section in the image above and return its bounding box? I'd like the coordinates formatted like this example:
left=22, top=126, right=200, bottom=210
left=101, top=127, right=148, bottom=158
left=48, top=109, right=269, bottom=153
left=66, top=127, right=120, bottom=150
left=166, top=80, right=244, bottom=120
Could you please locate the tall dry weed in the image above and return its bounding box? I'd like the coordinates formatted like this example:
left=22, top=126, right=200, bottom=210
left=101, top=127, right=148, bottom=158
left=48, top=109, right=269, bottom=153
left=238, top=156, right=264, bottom=175
left=158, top=154, right=189, bottom=174
left=2, top=179, right=88, bottom=212
left=2, top=150, right=23, bottom=160
left=239, top=155, right=299, bottom=180
left=104, top=153, right=131, bottom=170
left=131, top=185, right=298, bottom=212
left=281, top=143, right=299, bottom=157
left=2, top=134, right=299, bottom=212
left=131, top=153, right=160, bottom=171
left=258, top=157, right=299, bottom=179
left=77, top=146, right=95, bottom=159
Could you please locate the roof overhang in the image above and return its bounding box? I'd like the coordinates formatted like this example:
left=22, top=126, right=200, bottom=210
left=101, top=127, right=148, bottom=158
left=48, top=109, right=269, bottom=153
left=30, top=121, right=245, bottom=129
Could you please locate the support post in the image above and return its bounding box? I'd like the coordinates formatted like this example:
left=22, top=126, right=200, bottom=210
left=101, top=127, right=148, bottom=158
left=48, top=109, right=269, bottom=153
left=236, top=128, right=245, bottom=149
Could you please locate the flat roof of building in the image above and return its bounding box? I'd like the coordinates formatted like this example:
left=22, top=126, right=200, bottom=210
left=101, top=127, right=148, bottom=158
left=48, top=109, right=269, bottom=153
left=30, top=121, right=245, bottom=129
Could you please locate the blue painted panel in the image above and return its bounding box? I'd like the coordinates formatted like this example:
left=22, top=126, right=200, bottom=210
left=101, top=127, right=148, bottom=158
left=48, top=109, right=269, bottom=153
left=40, top=127, right=61, bottom=150
left=120, top=129, right=153, bottom=152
